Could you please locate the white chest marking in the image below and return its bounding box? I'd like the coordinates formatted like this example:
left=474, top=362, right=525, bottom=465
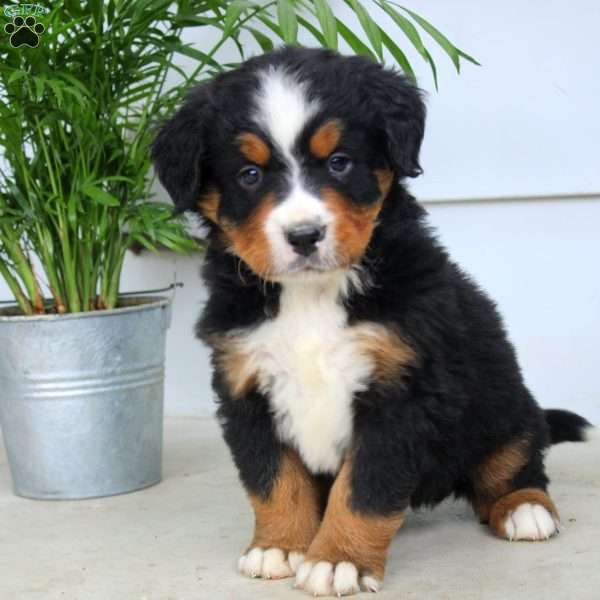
left=239, top=273, right=374, bottom=474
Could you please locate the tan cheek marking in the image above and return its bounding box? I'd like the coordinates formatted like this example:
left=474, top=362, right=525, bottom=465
left=355, top=323, right=415, bottom=383
left=323, top=187, right=383, bottom=265
left=237, top=132, right=271, bottom=166
left=309, top=119, right=343, bottom=159
left=470, top=438, right=530, bottom=522
left=221, top=193, right=276, bottom=277
left=209, top=336, right=258, bottom=399
left=305, top=460, right=404, bottom=579
left=489, top=488, right=559, bottom=539
left=198, top=190, right=221, bottom=223
left=374, top=168, right=394, bottom=197
left=249, top=450, right=322, bottom=553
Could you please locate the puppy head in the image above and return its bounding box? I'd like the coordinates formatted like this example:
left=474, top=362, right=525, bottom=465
left=152, top=47, right=425, bottom=280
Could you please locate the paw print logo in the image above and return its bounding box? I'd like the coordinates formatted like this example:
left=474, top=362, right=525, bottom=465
left=4, top=15, right=45, bottom=48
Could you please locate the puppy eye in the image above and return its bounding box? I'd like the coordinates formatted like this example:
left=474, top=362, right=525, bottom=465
left=237, top=165, right=263, bottom=190
left=327, top=153, right=353, bottom=176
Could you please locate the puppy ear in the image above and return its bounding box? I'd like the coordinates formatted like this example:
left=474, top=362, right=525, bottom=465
left=151, top=83, right=214, bottom=213
left=371, top=68, right=426, bottom=178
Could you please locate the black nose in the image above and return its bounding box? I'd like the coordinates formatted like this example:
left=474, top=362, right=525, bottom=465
left=285, top=224, right=326, bottom=257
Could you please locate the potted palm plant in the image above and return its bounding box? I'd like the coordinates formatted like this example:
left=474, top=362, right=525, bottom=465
left=0, top=0, right=475, bottom=499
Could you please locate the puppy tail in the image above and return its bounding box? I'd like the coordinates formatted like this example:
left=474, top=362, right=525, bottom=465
left=545, top=409, right=592, bottom=444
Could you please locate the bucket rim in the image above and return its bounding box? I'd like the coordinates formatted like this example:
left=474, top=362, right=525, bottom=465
left=0, top=295, right=171, bottom=323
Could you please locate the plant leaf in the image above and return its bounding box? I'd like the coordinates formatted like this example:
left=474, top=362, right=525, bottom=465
left=34, top=76, right=45, bottom=102
left=378, top=0, right=438, bottom=84
left=380, top=29, right=415, bottom=81
left=173, top=14, right=220, bottom=26
left=313, top=0, right=337, bottom=49
left=277, top=0, right=298, bottom=44
left=81, top=185, right=120, bottom=207
left=422, top=47, right=438, bottom=90
left=247, top=26, right=274, bottom=52
left=347, top=0, right=383, bottom=58
left=7, top=71, right=27, bottom=85
left=166, top=41, right=222, bottom=70
left=297, top=16, right=326, bottom=46
left=130, top=233, right=158, bottom=252
left=335, top=19, right=375, bottom=58
left=223, top=0, right=250, bottom=37
left=379, top=1, right=425, bottom=55
left=458, top=48, right=481, bottom=66
left=399, top=5, right=480, bottom=72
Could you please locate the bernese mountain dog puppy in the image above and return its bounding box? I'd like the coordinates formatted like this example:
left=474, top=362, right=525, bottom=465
left=152, top=47, right=591, bottom=596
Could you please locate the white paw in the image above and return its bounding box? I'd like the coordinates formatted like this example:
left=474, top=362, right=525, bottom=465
left=295, top=560, right=380, bottom=596
left=238, top=547, right=303, bottom=579
left=360, top=574, right=381, bottom=593
left=504, top=503, right=560, bottom=541
left=288, top=551, right=306, bottom=573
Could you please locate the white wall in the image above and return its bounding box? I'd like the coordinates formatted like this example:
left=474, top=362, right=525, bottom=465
left=1, top=2, right=599, bottom=424
left=398, top=0, right=600, bottom=200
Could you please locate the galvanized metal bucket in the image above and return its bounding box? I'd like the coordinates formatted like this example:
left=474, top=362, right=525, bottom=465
left=0, top=296, right=171, bottom=500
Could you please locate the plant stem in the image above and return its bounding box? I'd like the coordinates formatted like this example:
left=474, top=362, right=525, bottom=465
left=106, top=247, right=126, bottom=310
left=0, top=259, right=33, bottom=315
left=34, top=227, right=66, bottom=313
left=3, top=236, right=44, bottom=313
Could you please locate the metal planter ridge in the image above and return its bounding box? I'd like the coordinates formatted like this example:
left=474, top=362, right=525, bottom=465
left=0, top=297, right=171, bottom=500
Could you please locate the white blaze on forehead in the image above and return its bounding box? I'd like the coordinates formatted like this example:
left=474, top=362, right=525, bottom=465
left=253, top=66, right=338, bottom=274
left=253, top=67, right=319, bottom=156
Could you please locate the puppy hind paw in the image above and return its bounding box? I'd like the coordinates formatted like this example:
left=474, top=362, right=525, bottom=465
left=504, top=503, right=559, bottom=541
left=360, top=574, right=381, bottom=593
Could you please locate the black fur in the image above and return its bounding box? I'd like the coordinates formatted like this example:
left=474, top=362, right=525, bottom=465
left=153, top=47, right=590, bottom=523
left=151, top=83, right=215, bottom=213
left=545, top=409, right=591, bottom=444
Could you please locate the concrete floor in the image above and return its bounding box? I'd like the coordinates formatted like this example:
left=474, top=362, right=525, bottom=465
left=1, top=417, right=598, bottom=600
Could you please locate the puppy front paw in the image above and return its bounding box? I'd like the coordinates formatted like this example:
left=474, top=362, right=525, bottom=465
left=295, top=560, right=381, bottom=596
left=238, top=547, right=305, bottom=580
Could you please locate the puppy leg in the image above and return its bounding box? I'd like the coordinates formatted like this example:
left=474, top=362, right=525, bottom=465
left=239, top=449, right=322, bottom=579
left=470, top=437, right=560, bottom=541
left=295, top=459, right=405, bottom=596
left=218, top=392, right=321, bottom=580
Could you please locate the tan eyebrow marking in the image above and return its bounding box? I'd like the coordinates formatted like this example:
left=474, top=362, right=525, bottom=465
left=237, top=132, right=271, bottom=166
left=309, top=119, right=343, bottom=159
